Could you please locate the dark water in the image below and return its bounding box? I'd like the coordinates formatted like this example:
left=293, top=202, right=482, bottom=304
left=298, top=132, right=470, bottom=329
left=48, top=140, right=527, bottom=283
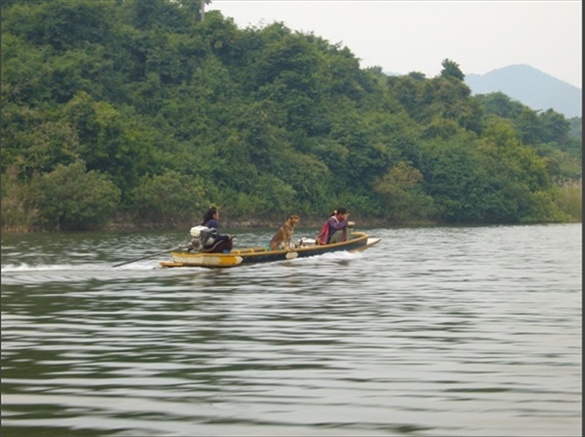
left=2, top=224, right=581, bottom=436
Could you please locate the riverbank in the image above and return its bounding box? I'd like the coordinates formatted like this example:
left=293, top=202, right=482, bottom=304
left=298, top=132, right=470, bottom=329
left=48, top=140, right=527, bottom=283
left=103, top=215, right=394, bottom=232
left=3, top=215, right=578, bottom=234
left=1, top=215, right=417, bottom=234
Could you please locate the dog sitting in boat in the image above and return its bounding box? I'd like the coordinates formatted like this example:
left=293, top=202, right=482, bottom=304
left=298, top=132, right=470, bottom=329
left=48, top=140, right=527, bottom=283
left=269, top=215, right=300, bottom=251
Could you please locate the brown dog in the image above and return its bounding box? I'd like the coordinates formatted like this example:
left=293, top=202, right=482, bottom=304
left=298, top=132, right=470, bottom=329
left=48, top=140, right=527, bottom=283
left=269, top=215, right=300, bottom=251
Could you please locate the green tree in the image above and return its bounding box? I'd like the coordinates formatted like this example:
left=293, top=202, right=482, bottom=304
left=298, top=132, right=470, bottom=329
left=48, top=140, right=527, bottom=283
left=538, top=109, right=570, bottom=144
left=26, top=161, right=121, bottom=231
left=1, top=0, right=579, bottom=230
left=63, top=95, right=158, bottom=192
left=4, top=0, right=112, bottom=51
left=474, top=92, right=524, bottom=118
left=419, top=130, right=536, bottom=223
left=373, top=161, right=436, bottom=223
left=1, top=165, right=34, bottom=232
left=129, top=170, right=208, bottom=227
left=130, top=0, right=187, bottom=31
left=440, top=58, right=465, bottom=81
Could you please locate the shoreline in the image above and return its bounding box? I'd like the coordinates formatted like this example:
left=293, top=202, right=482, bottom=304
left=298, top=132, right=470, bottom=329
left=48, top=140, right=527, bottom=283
left=0, top=216, right=411, bottom=234
left=3, top=217, right=579, bottom=234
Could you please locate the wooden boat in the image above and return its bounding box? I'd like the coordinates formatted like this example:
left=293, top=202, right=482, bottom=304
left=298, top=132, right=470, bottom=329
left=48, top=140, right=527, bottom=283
left=160, top=231, right=381, bottom=268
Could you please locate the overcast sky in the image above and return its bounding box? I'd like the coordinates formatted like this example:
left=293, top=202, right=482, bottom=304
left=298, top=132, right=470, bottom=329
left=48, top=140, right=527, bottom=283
left=208, top=1, right=582, bottom=89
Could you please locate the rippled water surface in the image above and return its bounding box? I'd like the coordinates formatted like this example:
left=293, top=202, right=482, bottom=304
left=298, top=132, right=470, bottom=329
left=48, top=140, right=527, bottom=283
left=2, top=224, right=581, bottom=436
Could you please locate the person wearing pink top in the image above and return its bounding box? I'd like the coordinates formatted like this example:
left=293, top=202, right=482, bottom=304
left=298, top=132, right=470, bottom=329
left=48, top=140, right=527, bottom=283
left=316, top=207, right=351, bottom=245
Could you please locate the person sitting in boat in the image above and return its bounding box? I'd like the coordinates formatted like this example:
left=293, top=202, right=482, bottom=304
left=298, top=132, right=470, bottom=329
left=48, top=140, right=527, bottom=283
left=200, top=206, right=233, bottom=253
left=316, top=207, right=352, bottom=245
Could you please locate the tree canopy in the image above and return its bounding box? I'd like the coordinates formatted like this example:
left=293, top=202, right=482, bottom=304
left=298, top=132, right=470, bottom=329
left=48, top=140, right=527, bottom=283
left=1, top=0, right=581, bottom=231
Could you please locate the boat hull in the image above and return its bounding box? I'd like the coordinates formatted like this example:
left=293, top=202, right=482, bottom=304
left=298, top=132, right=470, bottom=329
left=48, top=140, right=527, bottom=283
left=160, top=232, right=380, bottom=268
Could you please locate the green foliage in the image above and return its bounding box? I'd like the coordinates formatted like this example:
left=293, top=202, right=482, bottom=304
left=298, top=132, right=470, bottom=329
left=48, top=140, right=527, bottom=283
left=62, top=93, right=159, bottom=192
left=1, top=166, right=35, bottom=232
left=521, top=190, right=568, bottom=224
left=568, top=117, right=581, bottom=140
left=474, top=92, right=523, bottom=118
left=130, top=0, right=189, bottom=32
left=373, top=162, right=436, bottom=223
left=419, top=133, right=491, bottom=222
left=251, top=174, right=297, bottom=215
left=26, top=161, right=121, bottom=230
left=551, top=182, right=582, bottom=222
left=418, top=121, right=556, bottom=224
left=0, top=103, right=81, bottom=178
left=129, top=170, right=207, bottom=226
left=3, top=0, right=112, bottom=52
left=272, top=150, right=331, bottom=213
left=440, top=59, right=465, bottom=81
left=1, top=0, right=580, bottom=231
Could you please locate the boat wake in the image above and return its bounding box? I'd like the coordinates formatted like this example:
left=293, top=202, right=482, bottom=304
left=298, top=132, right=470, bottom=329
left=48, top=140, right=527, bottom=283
left=289, top=249, right=364, bottom=264
left=2, top=262, right=157, bottom=273
left=1, top=261, right=167, bottom=285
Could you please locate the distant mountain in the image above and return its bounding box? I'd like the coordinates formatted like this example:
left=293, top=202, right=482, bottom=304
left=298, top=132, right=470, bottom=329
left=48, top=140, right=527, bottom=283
left=464, top=64, right=582, bottom=119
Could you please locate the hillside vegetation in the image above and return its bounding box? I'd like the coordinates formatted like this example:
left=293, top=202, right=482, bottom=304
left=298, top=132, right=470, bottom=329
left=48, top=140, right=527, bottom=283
left=1, top=0, right=582, bottom=231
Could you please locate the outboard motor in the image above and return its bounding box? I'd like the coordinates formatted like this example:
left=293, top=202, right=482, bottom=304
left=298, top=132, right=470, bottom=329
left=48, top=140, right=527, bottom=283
left=188, top=226, right=217, bottom=252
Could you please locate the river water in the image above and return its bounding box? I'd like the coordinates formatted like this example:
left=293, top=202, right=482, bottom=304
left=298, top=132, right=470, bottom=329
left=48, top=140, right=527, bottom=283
left=1, top=224, right=581, bottom=436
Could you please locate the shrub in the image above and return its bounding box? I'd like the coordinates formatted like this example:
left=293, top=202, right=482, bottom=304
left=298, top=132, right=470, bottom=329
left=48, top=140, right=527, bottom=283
left=27, top=161, right=120, bottom=230
left=129, top=170, right=207, bottom=227
left=552, top=182, right=582, bottom=222
left=1, top=165, right=36, bottom=232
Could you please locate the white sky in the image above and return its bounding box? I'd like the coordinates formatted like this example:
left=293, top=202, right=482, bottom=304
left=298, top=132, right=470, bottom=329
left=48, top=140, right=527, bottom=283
left=208, top=0, right=582, bottom=89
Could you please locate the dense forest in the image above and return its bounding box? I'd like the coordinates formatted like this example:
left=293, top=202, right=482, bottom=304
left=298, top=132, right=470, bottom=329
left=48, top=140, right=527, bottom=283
left=1, top=0, right=582, bottom=232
